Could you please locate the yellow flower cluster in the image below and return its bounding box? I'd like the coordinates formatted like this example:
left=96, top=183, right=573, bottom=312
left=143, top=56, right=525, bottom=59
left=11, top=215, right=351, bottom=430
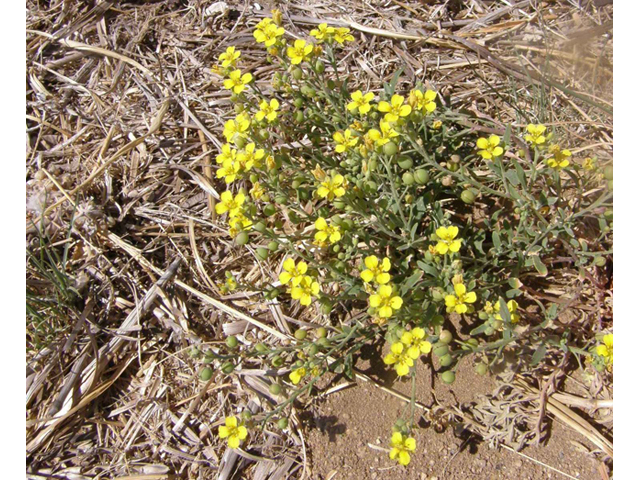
left=287, top=39, right=314, bottom=64
left=378, top=94, right=412, bottom=123
left=546, top=144, right=572, bottom=170
left=223, top=69, right=253, bottom=94
left=432, top=226, right=462, bottom=256
left=360, top=256, right=391, bottom=284
left=360, top=255, right=402, bottom=320
left=409, top=89, right=437, bottom=114
left=477, top=134, right=504, bottom=160
left=314, top=217, right=342, bottom=246
left=383, top=327, right=431, bottom=377
left=255, top=99, right=280, bottom=123
left=493, top=299, right=520, bottom=324
left=223, top=113, right=251, bottom=143
left=333, top=129, right=358, bottom=153
left=216, top=143, right=264, bottom=183
left=317, top=173, right=346, bottom=201
left=310, top=23, right=354, bottom=45
left=367, top=120, right=399, bottom=146
left=389, top=432, right=416, bottom=466
left=218, top=416, right=248, bottom=449
left=254, top=18, right=285, bottom=47
left=215, top=190, right=251, bottom=236
left=596, top=333, right=613, bottom=366
left=525, top=124, right=546, bottom=145
left=347, top=90, right=375, bottom=115
left=279, top=258, right=320, bottom=306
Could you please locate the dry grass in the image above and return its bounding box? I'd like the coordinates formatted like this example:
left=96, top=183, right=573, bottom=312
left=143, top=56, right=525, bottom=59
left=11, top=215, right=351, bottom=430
left=26, top=1, right=612, bottom=478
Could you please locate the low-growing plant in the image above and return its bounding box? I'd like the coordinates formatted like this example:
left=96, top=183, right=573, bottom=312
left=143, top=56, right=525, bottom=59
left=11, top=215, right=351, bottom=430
left=206, top=12, right=613, bottom=465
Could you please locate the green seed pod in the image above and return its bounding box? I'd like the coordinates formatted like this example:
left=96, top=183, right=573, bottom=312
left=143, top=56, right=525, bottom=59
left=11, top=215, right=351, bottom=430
left=404, top=194, right=414, bottom=203
left=316, top=327, right=328, bottom=338
left=439, top=330, right=453, bottom=344
left=294, top=329, right=307, bottom=341
left=277, top=418, right=288, bottom=429
left=235, top=231, right=249, bottom=246
left=221, top=362, right=235, bottom=374
left=433, top=344, right=450, bottom=357
left=461, top=189, right=477, bottom=204
left=397, top=156, right=413, bottom=170
left=291, top=67, right=303, bottom=81
left=189, top=346, right=201, bottom=358
left=258, top=129, right=270, bottom=141
left=275, top=195, right=288, bottom=205
left=267, top=241, right=279, bottom=252
left=484, top=327, right=495, bottom=336
left=241, top=410, right=253, bottom=421
left=299, top=189, right=310, bottom=201
left=475, top=363, right=488, bottom=375
left=604, top=209, right=613, bottom=222
left=439, top=354, right=453, bottom=367
left=267, top=287, right=280, bottom=300
left=337, top=252, right=345, bottom=260
left=402, top=172, right=415, bottom=186
left=333, top=200, right=345, bottom=210
left=271, top=356, right=284, bottom=367
left=318, top=337, right=330, bottom=348
left=292, top=179, right=302, bottom=189
left=594, top=256, right=607, bottom=267
left=414, top=169, right=429, bottom=185
left=255, top=342, right=268, bottom=354
left=199, top=367, right=213, bottom=381
left=431, top=288, right=444, bottom=302
left=295, top=110, right=305, bottom=123
left=332, top=244, right=341, bottom=253
left=263, top=204, right=277, bottom=217
left=478, top=311, right=488, bottom=320
left=234, top=103, right=245, bottom=114
left=269, top=383, right=282, bottom=395
left=314, top=60, right=325, bottom=73
left=321, top=301, right=332, bottom=315
left=294, top=97, right=304, bottom=109
left=327, top=79, right=336, bottom=89
left=250, top=174, right=259, bottom=183
left=595, top=363, right=605, bottom=372
left=603, top=165, right=613, bottom=181
left=308, top=344, right=319, bottom=356
left=234, top=135, right=247, bottom=148
left=226, top=335, right=238, bottom=349
left=256, top=247, right=269, bottom=260
left=607, top=180, right=613, bottom=191
left=441, top=371, right=455, bottom=384
left=383, top=141, right=398, bottom=156
left=368, top=158, right=378, bottom=172
left=254, top=221, right=267, bottom=233
left=301, top=86, right=316, bottom=98
left=432, top=314, right=445, bottom=326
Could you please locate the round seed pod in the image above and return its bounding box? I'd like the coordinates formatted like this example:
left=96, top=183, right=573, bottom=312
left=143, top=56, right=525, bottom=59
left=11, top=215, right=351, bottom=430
left=308, top=344, right=319, bottom=356
left=594, top=256, right=607, bottom=267
left=433, top=344, right=450, bottom=357
left=189, top=346, right=201, bottom=358
left=235, top=232, right=249, bottom=245
left=397, top=156, right=413, bottom=170
left=234, top=135, right=247, bottom=149
left=318, top=337, right=330, bottom=348
left=295, top=111, right=305, bottom=123
left=226, top=336, right=238, bottom=348
left=604, top=209, right=613, bottom=222
left=402, top=172, right=415, bottom=186
left=439, top=354, right=453, bottom=367
left=607, top=180, right=613, bottom=191
left=268, top=241, right=279, bottom=252
left=255, top=342, right=268, bottom=354
left=414, top=169, right=429, bottom=185
left=294, top=97, right=304, bottom=109
left=441, top=371, right=456, bottom=384
left=256, top=247, right=269, bottom=260
left=267, top=288, right=280, bottom=300
left=321, top=301, right=332, bottom=315
left=316, top=327, right=328, bottom=338
left=269, top=383, right=282, bottom=395
left=484, top=327, right=495, bottom=336
left=241, top=410, right=253, bottom=421
left=291, top=67, right=303, bottom=81
left=199, top=367, right=213, bottom=381
left=603, top=165, right=613, bottom=181
left=221, top=362, right=235, bottom=374
left=461, top=189, right=476, bottom=204
left=271, top=356, right=284, bottom=367
left=275, top=194, right=288, bottom=205
left=277, top=418, right=288, bottom=429
left=327, top=79, right=336, bottom=90
left=315, top=60, right=325, bottom=74
left=254, top=221, right=266, bottom=233
left=294, top=329, right=307, bottom=341
left=439, top=330, right=453, bottom=344
left=263, top=204, right=277, bottom=217
left=383, top=141, right=398, bottom=156
left=475, top=363, right=488, bottom=375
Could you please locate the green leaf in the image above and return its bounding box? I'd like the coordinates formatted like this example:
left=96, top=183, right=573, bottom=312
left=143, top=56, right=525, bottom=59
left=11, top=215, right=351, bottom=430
left=470, top=323, right=489, bottom=336
left=547, top=303, right=559, bottom=320
left=530, top=343, right=547, bottom=366
left=474, top=238, right=485, bottom=254
left=417, top=261, right=439, bottom=277
left=492, top=231, right=502, bottom=250
left=498, top=298, right=511, bottom=327
left=505, top=169, right=520, bottom=186
left=506, top=288, right=522, bottom=298
left=401, top=270, right=423, bottom=295
left=384, top=68, right=404, bottom=97
left=508, top=278, right=521, bottom=289
left=503, top=124, right=512, bottom=146
left=532, top=255, right=548, bottom=276
left=513, top=160, right=527, bottom=187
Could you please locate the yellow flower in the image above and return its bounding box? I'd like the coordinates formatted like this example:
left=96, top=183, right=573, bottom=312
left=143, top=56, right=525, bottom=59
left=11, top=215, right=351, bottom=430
left=218, top=416, right=248, bottom=449
left=369, top=284, right=403, bottom=318
left=367, top=120, right=399, bottom=146
left=477, top=135, right=504, bottom=160
left=333, top=27, right=354, bottom=44
left=218, top=46, right=241, bottom=68
left=333, top=129, right=359, bottom=153
left=525, top=124, right=547, bottom=145
left=583, top=157, right=596, bottom=171
left=360, top=256, right=391, bottom=284
left=317, top=174, right=346, bottom=201
left=434, top=226, right=462, bottom=255
left=229, top=211, right=252, bottom=236
left=279, top=258, right=308, bottom=287
left=223, top=113, right=251, bottom=142
left=445, top=283, right=477, bottom=314
left=389, top=432, right=416, bottom=466
left=596, top=333, right=613, bottom=365
left=310, top=23, right=335, bottom=41
left=215, top=191, right=246, bottom=217
left=287, top=39, right=313, bottom=64
left=494, top=299, right=520, bottom=324
left=383, top=342, right=414, bottom=376
left=347, top=90, right=375, bottom=115
left=255, top=99, right=280, bottom=123
left=483, top=301, right=496, bottom=314
left=216, top=159, right=240, bottom=183
left=291, top=275, right=320, bottom=306
left=237, top=143, right=264, bottom=171
left=216, top=143, right=237, bottom=165
left=223, top=69, right=253, bottom=94
left=289, top=367, right=307, bottom=385
left=377, top=94, right=412, bottom=123
left=547, top=144, right=571, bottom=170
left=314, top=217, right=342, bottom=245
left=250, top=182, right=265, bottom=200
left=409, top=89, right=437, bottom=114
left=254, top=20, right=285, bottom=47
left=432, top=119, right=443, bottom=129
left=400, top=327, right=432, bottom=360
